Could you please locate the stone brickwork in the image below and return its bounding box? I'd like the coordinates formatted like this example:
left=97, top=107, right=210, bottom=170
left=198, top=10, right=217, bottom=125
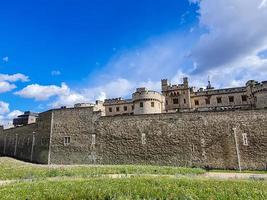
left=94, top=111, right=267, bottom=170
left=48, top=107, right=102, bottom=164
left=0, top=111, right=51, bottom=164
left=0, top=107, right=266, bottom=170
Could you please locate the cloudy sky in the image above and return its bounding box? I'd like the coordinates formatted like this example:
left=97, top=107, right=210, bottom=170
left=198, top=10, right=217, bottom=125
left=1, top=0, right=267, bottom=126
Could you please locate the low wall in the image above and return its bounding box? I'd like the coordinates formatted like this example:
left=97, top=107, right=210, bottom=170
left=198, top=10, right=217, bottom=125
left=0, top=111, right=52, bottom=164
left=49, top=109, right=267, bottom=170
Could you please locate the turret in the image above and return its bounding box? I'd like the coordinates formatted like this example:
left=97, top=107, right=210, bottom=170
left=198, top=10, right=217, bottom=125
left=161, top=79, right=169, bottom=92
left=183, top=77, right=189, bottom=88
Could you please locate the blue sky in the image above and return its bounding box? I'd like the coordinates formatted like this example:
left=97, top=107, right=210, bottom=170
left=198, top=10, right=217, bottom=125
left=1, top=0, right=267, bottom=126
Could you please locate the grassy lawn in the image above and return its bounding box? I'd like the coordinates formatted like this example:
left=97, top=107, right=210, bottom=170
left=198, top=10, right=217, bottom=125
left=0, top=177, right=266, bottom=200
left=0, top=157, right=204, bottom=180
left=1, top=157, right=266, bottom=199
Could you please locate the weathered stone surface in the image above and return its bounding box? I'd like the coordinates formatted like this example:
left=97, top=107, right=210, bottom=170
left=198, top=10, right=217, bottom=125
left=1, top=108, right=266, bottom=170
left=49, top=108, right=267, bottom=170
left=0, top=111, right=51, bottom=164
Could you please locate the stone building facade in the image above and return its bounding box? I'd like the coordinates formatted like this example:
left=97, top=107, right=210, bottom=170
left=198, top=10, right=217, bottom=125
left=0, top=107, right=267, bottom=170
left=161, top=78, right=267, bottom=112
left=103, top=87, right=165, bottom=116
left=80, top=78, right=267, bottom=117
left=103, top=98, right=133, bottom=116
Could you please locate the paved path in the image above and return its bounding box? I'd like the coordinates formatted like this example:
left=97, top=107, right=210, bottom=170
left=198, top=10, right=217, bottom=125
left=202, top=172, right=267, bottom=180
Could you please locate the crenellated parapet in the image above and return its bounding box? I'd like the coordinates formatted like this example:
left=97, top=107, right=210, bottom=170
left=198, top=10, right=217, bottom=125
left=132, top=88, right=165, bottom=115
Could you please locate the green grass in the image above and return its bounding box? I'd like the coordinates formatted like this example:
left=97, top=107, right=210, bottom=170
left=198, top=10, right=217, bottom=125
left=0, top=157, right=266, bottom=199
left=0, top=157, right=204, bottom=180
left=0, top=177, right=266, bottom=200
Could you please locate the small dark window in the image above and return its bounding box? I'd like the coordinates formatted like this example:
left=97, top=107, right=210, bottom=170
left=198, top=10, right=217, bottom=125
left=242, top=95, right=247, bottom=102
left=166, top=100, right=168, bottom=105
left=205, top=99, right=210, bottom=105
left=109, top=107, right=112, bottom=112
left=184, top=99, right=186, bottom=104
left=217, top=97, right=222, bottom=104
left=124, top=106, right=127, bottom=111
left=229, top=96, right=234, bottom=103
left=173, top=98, right=179, bottom=104
left=151, top=102, right=155, bottom=107
left=194, top=100, right=199, bottom=106
left=132, top=105, right=134, bottom=110
left=140, top=102, right=143, bottom=107
left=116, top=107, right=120, bottom=112
left=64, top=136, right=71, bottom=146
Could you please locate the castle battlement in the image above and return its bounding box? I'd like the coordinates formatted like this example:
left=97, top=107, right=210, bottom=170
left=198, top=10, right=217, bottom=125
left=66, top=78, right=267, bottom=116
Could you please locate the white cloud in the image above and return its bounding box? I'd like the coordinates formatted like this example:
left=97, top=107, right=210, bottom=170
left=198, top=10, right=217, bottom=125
left=259, top=0, right=267, bottom=8
left=15, top=83, right=69, bottom=101
left=7, top=110, right=23, bottom=119
left=0, top=101, right=10, bottom=114
left=51, top=78, right=134, bottom=107
left=190, top=0, right=267, bottom=73
left=0, top=73, right=29, bottom=93
left=15, top=77, right=161, bottom=109
left=2, top=56, right=9, bottom=63
left=0, top=73, right=30, bottom=82
left=99, top=32, right=194, bottom=83
left=0, top=81, right=16, bottom=93
left=51, top=70, right=61, bottom=76
left=0, top=101, right=23, bottom=128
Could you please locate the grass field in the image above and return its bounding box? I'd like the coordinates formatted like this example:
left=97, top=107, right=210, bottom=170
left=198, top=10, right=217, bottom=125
left=1, top=177, right=267, bottom=200
left=0, top=157, right=266, bottom=200
left=0, top=157, right=204, bottom=180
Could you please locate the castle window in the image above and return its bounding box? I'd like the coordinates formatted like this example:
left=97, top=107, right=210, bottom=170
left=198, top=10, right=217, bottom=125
left=92, top=134, right=96, bottom=145
left=109, top=107, right=112, bottom=112
left=151, top=102, right=155, bottom=107
left=229, top=96, right=234, bottom=103
left=217, top=97, right=222, bottom=104
left=205, top=99, right=210, bottom=105
left=194, top=100, right=199, bottom=106
left=132, top=105, right=134, bottom=110
left=124, top=106, right=127, bottom=111
left=173, top=98, right=179, bottom=104
left=184, top=99, right=186, bottom=104
left=64, top=136, right=71, bottom=146
left=140, top=102, right=143, bottom=108
left=242, top=133, right=248, bottom=146
left=141, top=133, right=146, bottom=145
left=166, top=100, right=168, bottom=105
left=242, top=95, right=247, bottom=102
left=116, top=107, right=120, bottom=112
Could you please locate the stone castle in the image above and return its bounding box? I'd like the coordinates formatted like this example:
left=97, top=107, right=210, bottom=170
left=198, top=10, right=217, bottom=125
left=77, top=77, right=267, bottom=116
left=0, top=77, right=267, bottom=170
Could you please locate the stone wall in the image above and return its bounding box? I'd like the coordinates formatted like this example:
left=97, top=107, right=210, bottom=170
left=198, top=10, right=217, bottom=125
left=49, top=109, right=267, bottom=170
left=0, top=111, right=51, bottom=164
left=1, top=107, right=266, bottom=169
left=49, top=107, right=102, bottom=164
